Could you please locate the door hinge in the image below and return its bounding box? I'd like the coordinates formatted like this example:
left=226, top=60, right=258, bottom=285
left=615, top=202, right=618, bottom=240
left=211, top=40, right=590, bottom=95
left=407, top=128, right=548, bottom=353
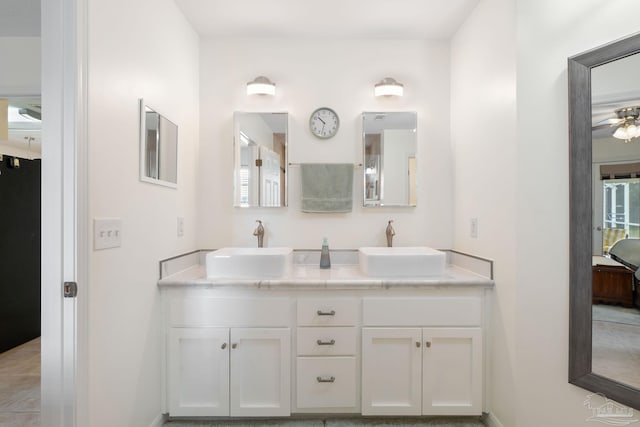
left=255, top=159, right=263, bottom=167
left=64, top=281, right=78, bottom=298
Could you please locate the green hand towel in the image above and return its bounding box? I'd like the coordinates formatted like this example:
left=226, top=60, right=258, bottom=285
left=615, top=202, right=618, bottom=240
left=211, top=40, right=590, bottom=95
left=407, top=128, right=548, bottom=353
left=300, top=163, right=354, bottom=213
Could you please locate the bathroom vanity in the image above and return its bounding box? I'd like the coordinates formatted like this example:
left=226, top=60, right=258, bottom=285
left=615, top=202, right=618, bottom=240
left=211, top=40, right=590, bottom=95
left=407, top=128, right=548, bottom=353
left=157, top=250, right=494, bottom=419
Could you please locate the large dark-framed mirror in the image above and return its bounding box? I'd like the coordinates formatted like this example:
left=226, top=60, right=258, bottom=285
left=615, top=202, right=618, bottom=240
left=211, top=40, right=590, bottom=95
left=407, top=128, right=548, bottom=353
left=569, top=32, right=640, bottom=410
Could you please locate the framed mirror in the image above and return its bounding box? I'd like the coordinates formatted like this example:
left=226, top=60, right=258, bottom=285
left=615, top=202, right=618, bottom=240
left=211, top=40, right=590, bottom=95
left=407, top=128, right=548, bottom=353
left=362, top=111, right=417, bottom=207
left=139, top=99, right=178, bottom=188
left=233, top=112, right=288, bottom=207
left=569, top=32, right=640, bottom=409
left=0, top=96, right=41, bottom=159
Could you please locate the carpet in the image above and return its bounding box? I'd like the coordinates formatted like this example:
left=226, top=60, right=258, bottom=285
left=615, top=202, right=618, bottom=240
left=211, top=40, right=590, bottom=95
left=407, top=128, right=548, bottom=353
left=592, top=304, right=640, bottom=326
left=163, top=416, right=485, bottom=427
left=592, top=319, right=640, bottom=389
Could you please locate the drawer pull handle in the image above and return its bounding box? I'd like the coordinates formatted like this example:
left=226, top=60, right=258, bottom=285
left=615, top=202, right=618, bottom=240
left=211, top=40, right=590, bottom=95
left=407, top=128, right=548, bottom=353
left=425, top=341, right=431, bottom=348
left=221, top=343, right=227, bottom=350
left=317, top=339, right=336, bottom=346
left=416, top=342, right=421, bottom=348
left=316, top=376, right=336, bottom=383
left=317, top=310, right=336, bottom=316
left=232, top=343, right=238, bottom=349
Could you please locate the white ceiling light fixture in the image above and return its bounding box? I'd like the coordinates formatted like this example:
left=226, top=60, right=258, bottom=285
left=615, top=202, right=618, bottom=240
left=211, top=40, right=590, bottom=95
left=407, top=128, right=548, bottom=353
left=375, top=77, right=404, bottom=97
left=613, top=106, right=640, bottom=143
left=247, top=76, right=276, bottom=96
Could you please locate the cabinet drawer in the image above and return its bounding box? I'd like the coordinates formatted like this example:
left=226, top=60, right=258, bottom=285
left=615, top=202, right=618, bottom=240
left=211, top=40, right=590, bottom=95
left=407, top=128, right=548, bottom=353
left=297, top=298, right=359, bottom=326
left=363, top=297, right=481, bottom=326
left=169, top=297, right=291, bottom=327
left=296, top=357, right=357, bottom=409
left=297, top=327, right=357, bottom=356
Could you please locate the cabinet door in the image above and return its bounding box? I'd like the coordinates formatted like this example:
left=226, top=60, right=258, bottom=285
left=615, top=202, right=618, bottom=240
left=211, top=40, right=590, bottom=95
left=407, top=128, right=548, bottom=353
left=361, top=328, right=422, bottom=416
left=168, top=328, right=229, bottom=416
left=422, top=327, right=482, bottom=415
left=230, top=328, right=291, bottom=416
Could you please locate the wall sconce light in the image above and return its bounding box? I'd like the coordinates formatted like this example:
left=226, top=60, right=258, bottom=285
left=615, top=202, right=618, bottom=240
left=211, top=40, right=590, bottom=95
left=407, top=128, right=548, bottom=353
left=375, top=77, right=404, bottom=97
left=247, top=76, right=276, bottom=96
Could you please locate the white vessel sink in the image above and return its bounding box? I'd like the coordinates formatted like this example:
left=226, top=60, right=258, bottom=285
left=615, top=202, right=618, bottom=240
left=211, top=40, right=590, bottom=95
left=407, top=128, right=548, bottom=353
left=206, top=247, right=293, bottom=279
left=358, top=246, right=446, bottom=277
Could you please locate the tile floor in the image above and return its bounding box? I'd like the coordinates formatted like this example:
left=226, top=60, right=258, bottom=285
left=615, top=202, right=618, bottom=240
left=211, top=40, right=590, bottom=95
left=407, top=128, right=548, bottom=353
left=0, top=337, right=41, bottom=427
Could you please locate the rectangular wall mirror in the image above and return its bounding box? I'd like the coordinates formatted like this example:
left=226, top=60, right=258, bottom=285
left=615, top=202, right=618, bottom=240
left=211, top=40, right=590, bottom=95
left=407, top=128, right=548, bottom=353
left=0, top=96, right=41, bottom=159
left=233, top=112, right=288, bottom=207
left=139, top=99, right=178, bottom=188
left=569, top=32, right=640, bottom=410
left=362, top=111, right=417, bottom=207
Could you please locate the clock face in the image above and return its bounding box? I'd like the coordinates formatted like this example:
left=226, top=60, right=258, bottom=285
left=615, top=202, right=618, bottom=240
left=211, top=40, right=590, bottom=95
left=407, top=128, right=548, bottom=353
left=309, top=107, right=340, bottom=139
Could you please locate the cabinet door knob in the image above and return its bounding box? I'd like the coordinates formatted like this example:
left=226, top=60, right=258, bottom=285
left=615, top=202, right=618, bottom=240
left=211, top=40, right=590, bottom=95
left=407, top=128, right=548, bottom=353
left=425, top=341, right=431, bottom=348
left=221, top=343, right=227, bottom=350
left=317, top=339, right=336, bottom=346
left=316, top=376, right=336, bottom=383
left=232, top=343, right=238, bottom=349
left=317, top=310, right=336, bottom=316
left=416, top=342, right=421, bottom=348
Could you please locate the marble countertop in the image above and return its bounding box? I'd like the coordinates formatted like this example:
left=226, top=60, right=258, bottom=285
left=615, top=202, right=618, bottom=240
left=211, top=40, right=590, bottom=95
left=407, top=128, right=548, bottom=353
left=157, top=263, right=495, bottom=290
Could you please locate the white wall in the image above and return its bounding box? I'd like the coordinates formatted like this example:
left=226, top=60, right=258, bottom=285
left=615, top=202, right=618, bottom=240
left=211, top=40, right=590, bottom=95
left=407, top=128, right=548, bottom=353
left=0, top=37, right=40, bottom=95
left=515, top=0, right=640, bottom=426
left=198, top=38, right=453, bottom=250
left=86, top=0, right=199, bottom=425
left=450, top=0, right=517, bottom=426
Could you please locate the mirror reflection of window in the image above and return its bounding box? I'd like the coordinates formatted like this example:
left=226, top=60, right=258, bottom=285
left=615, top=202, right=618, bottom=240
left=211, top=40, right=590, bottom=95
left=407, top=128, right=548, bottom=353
left=233, top=112, right=288, bottom=208
left=362, top=112, right=417, bottom=207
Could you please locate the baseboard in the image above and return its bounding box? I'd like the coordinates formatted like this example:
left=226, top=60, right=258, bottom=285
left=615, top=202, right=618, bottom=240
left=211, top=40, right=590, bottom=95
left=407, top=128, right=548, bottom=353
left=149, top=413, right=166, bottom=427
left=485, top=412, right=505, bottom=427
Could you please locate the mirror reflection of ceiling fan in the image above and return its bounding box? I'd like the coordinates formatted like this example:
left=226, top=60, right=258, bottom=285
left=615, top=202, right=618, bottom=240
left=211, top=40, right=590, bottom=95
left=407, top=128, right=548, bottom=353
left=593, top=105, right=640, bottom=142
left=592, top=95, right=640, bottom=142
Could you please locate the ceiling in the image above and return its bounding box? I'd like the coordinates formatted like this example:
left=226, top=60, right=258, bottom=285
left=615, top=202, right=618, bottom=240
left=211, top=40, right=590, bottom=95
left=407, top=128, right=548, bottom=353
left=0, top=0, right=40, bottom=37
left=174, top=0, right=480, bottom=39
left=0, top=0, right=479, bottom=39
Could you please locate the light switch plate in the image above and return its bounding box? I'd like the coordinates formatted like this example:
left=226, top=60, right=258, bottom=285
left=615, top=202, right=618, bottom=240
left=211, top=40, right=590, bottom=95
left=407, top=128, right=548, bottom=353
left=94, top=218, right=122, bottom=250
left=177, top=217, right=184, bottom=237
left=470, top=217, right=478, bottom=239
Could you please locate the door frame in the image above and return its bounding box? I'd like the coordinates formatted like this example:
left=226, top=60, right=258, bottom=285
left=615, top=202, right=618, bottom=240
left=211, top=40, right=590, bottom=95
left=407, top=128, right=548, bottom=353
left=41, top=0, right=88, bottom=425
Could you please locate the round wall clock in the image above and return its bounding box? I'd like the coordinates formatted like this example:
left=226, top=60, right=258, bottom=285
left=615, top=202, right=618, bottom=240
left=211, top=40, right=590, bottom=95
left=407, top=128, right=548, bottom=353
left=309, top=107, right=340, bottom=139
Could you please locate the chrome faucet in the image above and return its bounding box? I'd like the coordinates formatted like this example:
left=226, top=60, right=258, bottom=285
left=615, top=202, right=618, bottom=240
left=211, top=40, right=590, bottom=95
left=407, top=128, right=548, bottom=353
left=253, top=220, right=264, bottom=248
left=386, top=220, right=395, bottom=247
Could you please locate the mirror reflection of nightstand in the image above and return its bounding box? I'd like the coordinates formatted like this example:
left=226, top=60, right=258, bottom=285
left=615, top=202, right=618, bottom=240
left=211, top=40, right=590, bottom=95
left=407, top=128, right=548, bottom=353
left=592, top=256, right=635, bottom=307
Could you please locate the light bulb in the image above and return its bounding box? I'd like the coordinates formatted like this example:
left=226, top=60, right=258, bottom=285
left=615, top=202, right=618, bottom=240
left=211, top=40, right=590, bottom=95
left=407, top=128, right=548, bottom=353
left=627, top=124, right=637, bottom=136
left=613, top=126, right=628, bottom=140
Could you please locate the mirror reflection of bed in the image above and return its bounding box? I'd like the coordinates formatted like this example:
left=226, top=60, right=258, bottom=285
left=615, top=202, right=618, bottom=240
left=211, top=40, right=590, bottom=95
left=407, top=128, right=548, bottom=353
left=591, top=51, right=640, bottom=390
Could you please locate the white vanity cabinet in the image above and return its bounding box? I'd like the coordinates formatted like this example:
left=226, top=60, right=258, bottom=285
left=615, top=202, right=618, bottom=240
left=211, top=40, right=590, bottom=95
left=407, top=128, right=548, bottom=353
left=165, top=295, right=291, bottom=417
left=361, top=298, right=483, bottom=416
left=160, top=281, right=491, bottom=420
